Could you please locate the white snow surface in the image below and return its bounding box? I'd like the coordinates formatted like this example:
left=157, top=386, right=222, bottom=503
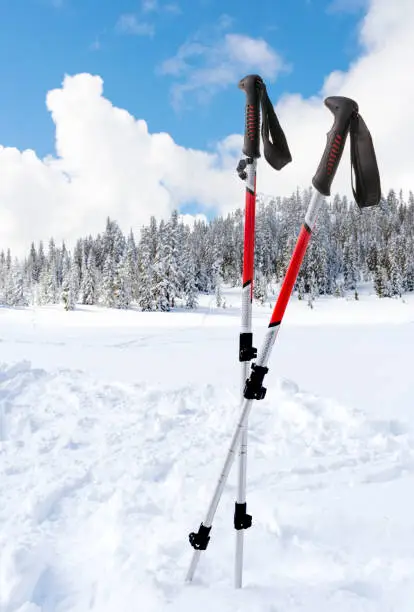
left=1, top=287, right=414, bottom=611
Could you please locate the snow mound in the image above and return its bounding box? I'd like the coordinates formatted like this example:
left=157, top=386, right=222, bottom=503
left=1, top=361, right=414, bottom=611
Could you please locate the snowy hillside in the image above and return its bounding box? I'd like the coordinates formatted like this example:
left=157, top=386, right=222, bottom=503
left=1, top=288, right=414, bottom=611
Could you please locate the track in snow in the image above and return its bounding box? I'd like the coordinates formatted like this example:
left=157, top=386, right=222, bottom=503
left=2, top=360, right=414, bottom=611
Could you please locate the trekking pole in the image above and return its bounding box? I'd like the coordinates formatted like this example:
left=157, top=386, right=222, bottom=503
left=234, top=75, right=260, bottom=588
left=234, top=74, right=291, bottom=589
left=234, top=76, right=260, bottom=591
left=185, top=95, right=380, bottom=585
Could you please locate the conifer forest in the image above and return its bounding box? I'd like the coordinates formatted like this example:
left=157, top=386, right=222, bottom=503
left=1, top=187, right=413, bottom=311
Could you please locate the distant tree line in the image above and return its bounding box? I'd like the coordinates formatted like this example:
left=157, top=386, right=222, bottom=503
left=0, top=188, right=413, bottom=311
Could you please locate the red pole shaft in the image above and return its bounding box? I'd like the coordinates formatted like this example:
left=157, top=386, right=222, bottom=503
left=269, top=224, right=311, bottom=326
left=242, top=176, right=256, bottom=298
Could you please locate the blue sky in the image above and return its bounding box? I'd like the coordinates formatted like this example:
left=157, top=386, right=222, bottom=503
left=0, top=0, right=365, bottom=158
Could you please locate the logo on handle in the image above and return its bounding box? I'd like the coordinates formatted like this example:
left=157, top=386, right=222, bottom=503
left=327, top=133, right=342, bottom=176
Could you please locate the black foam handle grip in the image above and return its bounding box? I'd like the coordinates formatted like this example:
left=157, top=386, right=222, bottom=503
left=238, top=74, right=263, bottom=159
left=312, top=96, right=359, bottom=196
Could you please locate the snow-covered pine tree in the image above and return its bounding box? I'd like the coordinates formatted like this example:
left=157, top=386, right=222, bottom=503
left=93, top=233, right=105, bottom=272
left=181, top=233, right=198, bottom=309
left=61, top=254, right=79, bottom=311
left=374, top=264, right=391, bottom=298
left=0, top=251, right=5, bottom=304
left=114, top=254, right=132, bottom=309
left=81, top=249, right=97, bottom=305
left=2, top=260, right=14, bottom=306
left=184, top=265, right=198, bottom=308
left=61, top=251, right=71, bottom=310
left=215, top=275, right=223, bottom=307
left=315, top=204, right=334, bottom=294
left=388, top=234, right=403, bottom=297
left=27, top=242, right=39, bottom=284
left=73, top=239, right=84, bottom=278
left=102, top=217, right=115, bottom=264
left=38, top=266, right=50, bottom=305
left=125, top=229, right=139, bottom=302
left=253, top=271, right=268, bottom=305
left=113, top=222, right=126, bottom=266
left=192, top=219, right=211, bottom=293
left=210, top=238, right=223, bottom=296
left=159, top=211, right=184, bottom=308
left=6, top=248, right=11, bottom=273
left=255, top=200, right=275, bottom=281
left=57, top=241, right=67, bottom=287
left=46, top=238, right=59, bottom=303
left=307, top=270, right=318, bottom=309
left=66, top=259, right=80, bottom=310
left=137, top=225, right=156, bottom=311
left=405, top=236, right=414, bottom=292
left=10, top=260, right=28, bottom=307
left=152, top=266, right=170, bottom=311
left=102, top=253, right=116, bottom=308
left=37, top=241, right=46, bottom=278
left=343, top=237, right=358, bottom=290
left=101, top=217, right=126, bottom=270
left=297, top=276, right=305, bottom=301
left=151, top=221, right=170, bottom=312
left=366, top=240, right=379, bottom=274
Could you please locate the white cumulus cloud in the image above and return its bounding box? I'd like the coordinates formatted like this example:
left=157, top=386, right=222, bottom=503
left=0, top=73, right=240, bottom=256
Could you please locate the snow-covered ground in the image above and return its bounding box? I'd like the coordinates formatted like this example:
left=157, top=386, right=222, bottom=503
left=1, top=287, right=414, bottom=611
